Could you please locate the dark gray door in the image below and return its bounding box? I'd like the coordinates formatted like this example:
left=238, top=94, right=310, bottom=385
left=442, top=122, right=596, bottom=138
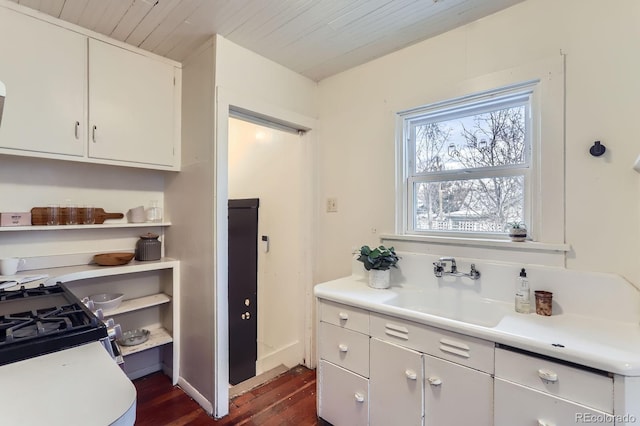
left=228, top=198, right=259, bottom=385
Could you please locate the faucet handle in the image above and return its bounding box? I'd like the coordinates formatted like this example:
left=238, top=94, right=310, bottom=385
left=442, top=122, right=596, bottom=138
left=469, top=264, right=481, bottom=280
left=433, top=261, right=444, bottom=277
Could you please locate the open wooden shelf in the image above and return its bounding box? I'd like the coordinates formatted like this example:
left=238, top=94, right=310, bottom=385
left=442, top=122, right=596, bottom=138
left=103, top=293, right=171, bottom=316
left=0, top=222, right=171, bottom=232
left=119, top=327, right=173, bottom=357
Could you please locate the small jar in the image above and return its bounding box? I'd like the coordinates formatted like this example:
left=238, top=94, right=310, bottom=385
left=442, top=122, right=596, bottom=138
left=135, top=233, right=161, bottom=261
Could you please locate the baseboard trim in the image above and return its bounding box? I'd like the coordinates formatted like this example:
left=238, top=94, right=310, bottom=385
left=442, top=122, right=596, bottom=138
left=177, top=376, right=214, bottom=415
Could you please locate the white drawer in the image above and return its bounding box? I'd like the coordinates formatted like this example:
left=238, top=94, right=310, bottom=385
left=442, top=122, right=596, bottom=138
left=495, top=347, right=613, bottom=413
left=319, top=322, right=370, bottom=377
left=495, top=378, right=613, bottom=426
left=319, top=360, right=369, bottom=426
left=320, top=299, right=369, bottom=334
left=370, top=313, right=494, bottom=374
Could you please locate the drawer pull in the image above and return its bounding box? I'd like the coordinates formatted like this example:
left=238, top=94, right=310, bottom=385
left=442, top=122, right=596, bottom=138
left=428, top=376, right=442, bottom=386
left=405, top=369, right=417, bottom=380
left=354, top=392, right=365, bottom=403
left=538, top=369, right=558, bottom=382
left=385, top=323, right=409, bottom=334
left=439, top=345, right=470, bottom=358
left=338, top=343, right=349, bottom=352
left=338, top=312, right=349, bottom=320
left=385, top=329, right=409, bottom=340
left=537, top=420, right=554, bottom=426
left=439, top=338, right=470, bottom=350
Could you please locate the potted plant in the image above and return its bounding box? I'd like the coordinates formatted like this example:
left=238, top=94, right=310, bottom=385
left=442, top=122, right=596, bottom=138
left=508, top=222, right=527, bottom=242
left=357, top=245, right=399, bottom=289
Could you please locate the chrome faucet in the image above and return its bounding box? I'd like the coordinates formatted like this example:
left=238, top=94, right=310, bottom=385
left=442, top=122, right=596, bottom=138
left=433, top=257, right=480, bottom=280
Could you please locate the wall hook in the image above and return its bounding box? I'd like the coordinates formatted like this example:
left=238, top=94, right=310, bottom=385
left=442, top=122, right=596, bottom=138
left=589, top=141, right=606, bottom=157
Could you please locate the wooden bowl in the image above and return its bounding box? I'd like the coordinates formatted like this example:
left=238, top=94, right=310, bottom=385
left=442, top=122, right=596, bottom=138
left=93, top=252, right=135, bottom=266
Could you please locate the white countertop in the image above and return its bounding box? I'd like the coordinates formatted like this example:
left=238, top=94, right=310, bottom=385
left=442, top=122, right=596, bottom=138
left=0, top=257, right=178, bottom=290
left=0, top=342, right=136, bottom=425
left=315, top=275, right=640, bottom=376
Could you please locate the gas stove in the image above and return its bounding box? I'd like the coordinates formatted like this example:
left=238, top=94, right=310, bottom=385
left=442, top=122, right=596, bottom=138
left=0, top=283, right=108, bottom=366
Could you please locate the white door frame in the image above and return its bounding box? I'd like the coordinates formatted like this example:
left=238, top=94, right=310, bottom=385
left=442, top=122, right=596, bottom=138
left=213, top=86, right=317, bottom=418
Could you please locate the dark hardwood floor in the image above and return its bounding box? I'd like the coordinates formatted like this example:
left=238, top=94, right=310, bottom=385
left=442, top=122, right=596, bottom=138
left=134, top=365, right=319, bottom=425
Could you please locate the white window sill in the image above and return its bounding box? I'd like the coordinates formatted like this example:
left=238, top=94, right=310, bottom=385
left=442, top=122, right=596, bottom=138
left=379, top=233, right=570, bottom=253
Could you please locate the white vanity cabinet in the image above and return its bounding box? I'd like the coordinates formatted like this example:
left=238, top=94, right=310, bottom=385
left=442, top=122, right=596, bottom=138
left=0, top=6, right=86, bottom=157
left=317, top=300, right=495, bottom=426
left=494, top=347, right=614, bottom=426
left=424, top=354, right=492, bottom=425
left=317, top=300, right=370, bottom=426
left=369, top=312, right=493, bottom=426
left=369, top=338, right=423, bottom=426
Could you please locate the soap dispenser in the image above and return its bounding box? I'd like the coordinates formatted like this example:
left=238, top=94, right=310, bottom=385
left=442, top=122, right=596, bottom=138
left=515, top=268, right=531, bottom=313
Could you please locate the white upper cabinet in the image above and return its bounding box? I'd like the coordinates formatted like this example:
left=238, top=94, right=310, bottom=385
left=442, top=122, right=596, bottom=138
left=0, top=7, right=86, bottom=157
left=0, top=5, right=181, bottom=171
left=88, top=39, right=178, bottom=168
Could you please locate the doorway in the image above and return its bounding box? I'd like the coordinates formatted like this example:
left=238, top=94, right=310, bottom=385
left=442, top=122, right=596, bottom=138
left=227, top=116, right=307, bottom=387
left=214, top=87, right=317, bottom=418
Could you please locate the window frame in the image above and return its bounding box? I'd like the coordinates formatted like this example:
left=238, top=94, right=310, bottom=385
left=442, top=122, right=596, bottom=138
left=398, top=80, right=542, bottom=240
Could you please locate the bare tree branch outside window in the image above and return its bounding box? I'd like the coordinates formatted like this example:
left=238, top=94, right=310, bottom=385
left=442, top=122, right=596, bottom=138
left=412, top=104, right=527, bottom=233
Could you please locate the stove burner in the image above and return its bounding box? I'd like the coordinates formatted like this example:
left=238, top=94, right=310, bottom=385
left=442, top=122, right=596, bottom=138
left=0, top=284, right=108, bottom=365
left=0, top=285, right=64, bottom=301
left=12, top=322, right=61, bottom=339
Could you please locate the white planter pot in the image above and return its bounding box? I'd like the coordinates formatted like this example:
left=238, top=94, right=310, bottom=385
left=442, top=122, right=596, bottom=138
left=368, top=269, right=391, bottom=289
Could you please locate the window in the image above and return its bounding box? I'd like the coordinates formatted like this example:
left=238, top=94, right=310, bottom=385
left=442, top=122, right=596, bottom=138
left=400, top=82, right=538, bottom=237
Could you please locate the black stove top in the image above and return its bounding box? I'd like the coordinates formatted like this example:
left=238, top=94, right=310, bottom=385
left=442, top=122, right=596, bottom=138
left=0, top=283, right=107, bottom=366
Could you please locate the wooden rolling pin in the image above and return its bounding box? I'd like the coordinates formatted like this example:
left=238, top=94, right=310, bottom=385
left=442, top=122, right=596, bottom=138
left=30, top=207, right=124, bottom=225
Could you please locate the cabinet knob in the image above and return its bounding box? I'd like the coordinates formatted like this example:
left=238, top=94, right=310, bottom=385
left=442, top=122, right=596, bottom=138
left=537, top=420, right=554, bottom=426
left=338, top=343, right=348, bottom=352
left=428, top=376, right=442, bottom=386
left=338, top=312, right=349, bottom=320
left=354, top=393, right=365, bottom=403
left=537, top=369, right=558, bottom=382
left=405, top=369, right=417, bottom=380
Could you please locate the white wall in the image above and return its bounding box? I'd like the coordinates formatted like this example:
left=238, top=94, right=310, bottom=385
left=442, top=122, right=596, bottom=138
left=0, top=155, right=165, bottom=259
left=228, top=117, right=305, bottom=374
left=316, top=0, right=640, bottom=286
left=164, top=38, right=217, bottom=414
left=168, top=34, right=317, bottom=418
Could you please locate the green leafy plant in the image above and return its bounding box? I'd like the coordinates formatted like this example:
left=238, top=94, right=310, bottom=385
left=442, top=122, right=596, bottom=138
left=357, top=245, right=399, bottom=271
left=508, top=221, right=526, bottom=229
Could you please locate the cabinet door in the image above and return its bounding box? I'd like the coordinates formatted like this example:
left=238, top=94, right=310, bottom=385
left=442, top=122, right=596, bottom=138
left=88, top=39, right=176, bottom=167
left=370, top=338, right=423, bottom=426
left=319, top=360, right=368, bottom=426
left=495, top=378, right=612, bottom=426
left=424, top=354, right=492, bottom=426
left=0, top=7, right=85, bottom=156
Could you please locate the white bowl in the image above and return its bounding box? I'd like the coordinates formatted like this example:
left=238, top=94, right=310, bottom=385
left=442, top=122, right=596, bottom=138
left=89, top=293, right=124, bottom=311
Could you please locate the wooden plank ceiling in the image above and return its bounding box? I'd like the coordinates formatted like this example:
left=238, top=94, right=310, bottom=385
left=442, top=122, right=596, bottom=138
left=8, top=0, right=523, bottom=81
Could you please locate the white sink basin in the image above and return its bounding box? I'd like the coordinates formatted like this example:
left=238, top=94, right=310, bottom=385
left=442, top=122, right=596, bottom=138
left=382, top=289, right=511, bottom=327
